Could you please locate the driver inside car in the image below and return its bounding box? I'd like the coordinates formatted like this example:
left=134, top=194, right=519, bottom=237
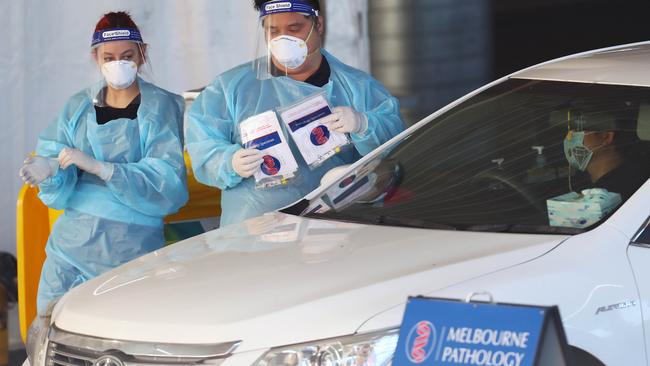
left=563, top=106, right=650, bottom=201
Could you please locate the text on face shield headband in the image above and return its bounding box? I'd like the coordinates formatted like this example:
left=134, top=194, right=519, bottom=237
left=91, top=28, right=143, bottom=47
left=259, top=0, right=319, bottom=18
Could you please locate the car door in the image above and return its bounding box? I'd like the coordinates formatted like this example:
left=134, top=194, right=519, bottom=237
left=627, top=215, right=650, bottom=365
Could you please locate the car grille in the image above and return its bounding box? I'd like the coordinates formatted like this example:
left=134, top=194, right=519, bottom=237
left=47, top=342, right=95, bottom=366
left=46, top=326, right=239, bottom=366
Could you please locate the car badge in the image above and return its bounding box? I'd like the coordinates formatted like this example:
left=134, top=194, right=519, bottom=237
left=93, top=355, right=125, bottom=366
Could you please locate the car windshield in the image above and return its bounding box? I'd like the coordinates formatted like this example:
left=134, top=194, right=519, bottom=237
left=297, top=79, right=650, bottom=234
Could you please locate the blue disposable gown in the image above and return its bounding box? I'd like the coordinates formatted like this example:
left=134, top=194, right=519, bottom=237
left=186, top=50, right=404, bottom=226
left=35, top=79, right=188, bottom=312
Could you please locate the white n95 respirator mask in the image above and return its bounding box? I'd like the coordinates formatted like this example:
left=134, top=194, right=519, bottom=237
left=101, top=60, right=138, bottom=89
left=269, top=36, right=309, bottom=69
left=268, top=22, right=315, bottom=70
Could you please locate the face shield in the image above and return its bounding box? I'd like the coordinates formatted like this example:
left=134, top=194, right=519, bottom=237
left=91, top=28, right=152, bottom=93
left=253, top=0, right=321, bottom=80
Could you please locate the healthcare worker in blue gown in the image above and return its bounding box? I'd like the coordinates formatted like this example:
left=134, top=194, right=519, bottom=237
left=186, top=0, right=405, bottom=226
left=18, top=12, right=188, bottom=313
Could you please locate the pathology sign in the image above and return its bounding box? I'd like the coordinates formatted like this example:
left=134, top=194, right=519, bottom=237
left=393, top=297, right=569, bottom=366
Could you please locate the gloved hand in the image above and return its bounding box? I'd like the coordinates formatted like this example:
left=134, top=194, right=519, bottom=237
left=232, top=148, right=263, bottom=178
left=320, top=106, right=368, bottom=134
left=58, top=148, right=114, bottom=181
left=19, top=156, right=59, bottom=186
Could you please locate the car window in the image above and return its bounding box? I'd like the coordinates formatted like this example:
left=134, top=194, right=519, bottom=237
left=301, top=79, right=650, bottom=234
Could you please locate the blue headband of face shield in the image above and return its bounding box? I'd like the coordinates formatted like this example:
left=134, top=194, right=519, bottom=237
left=259, top=0, right=319, bottom=18
left=91, top=28, right=143, bottom=47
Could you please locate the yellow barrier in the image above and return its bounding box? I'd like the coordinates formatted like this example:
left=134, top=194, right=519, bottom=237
left=16, top=155, right=220, bottom=342
left=16, top=184, right=49, bottom=343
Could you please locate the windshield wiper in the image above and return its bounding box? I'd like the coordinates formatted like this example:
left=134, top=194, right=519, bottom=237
left=364, top=215, right=458, bottom=231
left=307, top=211, right=457, bottom=230
left=463, top=224, right=584, bottom=235
left=308, top=211, right=583, bottom=235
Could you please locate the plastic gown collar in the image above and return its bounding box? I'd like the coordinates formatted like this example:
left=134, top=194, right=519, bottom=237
left=89, top=77, right=153, bottom=111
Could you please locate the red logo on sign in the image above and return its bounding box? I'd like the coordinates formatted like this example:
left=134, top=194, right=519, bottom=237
left=405, top=321, right=436, bottom=364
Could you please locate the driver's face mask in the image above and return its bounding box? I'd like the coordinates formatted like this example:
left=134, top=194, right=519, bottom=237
left=563, top=131, right=602, bottom=171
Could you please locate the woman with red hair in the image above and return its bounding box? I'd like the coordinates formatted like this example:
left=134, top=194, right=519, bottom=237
left=19, top=11, right=188, bottom=313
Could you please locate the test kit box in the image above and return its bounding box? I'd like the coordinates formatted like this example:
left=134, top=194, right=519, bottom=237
left=240, top=110, right=298, bottom=189
left=278, top=92, right=349, bottom=168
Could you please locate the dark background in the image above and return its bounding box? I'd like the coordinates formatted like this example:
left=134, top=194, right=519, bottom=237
left=492, top=0, right=650, bottom=79
left=368, top=0, right=650, bottom=125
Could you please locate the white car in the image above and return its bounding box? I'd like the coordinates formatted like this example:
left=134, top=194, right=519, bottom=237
left=26, top=43, right=650, bottom=366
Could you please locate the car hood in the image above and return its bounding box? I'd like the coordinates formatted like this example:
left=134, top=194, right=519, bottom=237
left=53, top=213, right=566, bottom=352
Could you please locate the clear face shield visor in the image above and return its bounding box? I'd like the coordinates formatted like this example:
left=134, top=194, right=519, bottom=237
left=91, top=28, right=153, bottom=101
left=253, top=1, right=320, bottom=80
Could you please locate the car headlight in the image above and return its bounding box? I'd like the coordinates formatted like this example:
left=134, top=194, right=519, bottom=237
left=252, top=328, right=399, bottom=366
left=26, top=301, right=57, bottom=366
